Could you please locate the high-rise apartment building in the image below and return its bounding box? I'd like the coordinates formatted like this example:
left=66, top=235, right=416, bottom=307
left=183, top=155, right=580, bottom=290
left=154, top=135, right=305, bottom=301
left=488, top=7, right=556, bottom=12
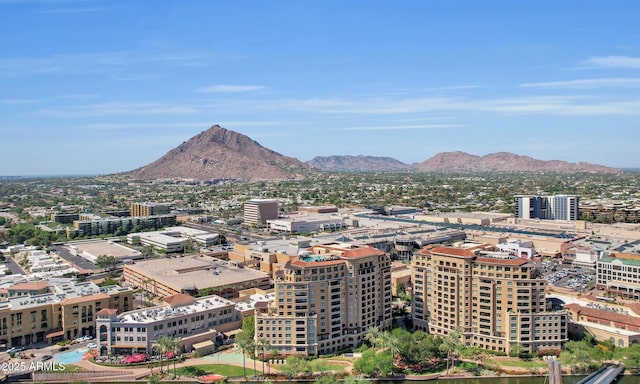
left=243, top=199, right=278, bottom=226
left=255, top=244, right=392, bottom=357
left=412, top=245, right=567, bottom=354
left=515, top=195, right=579, bottom=221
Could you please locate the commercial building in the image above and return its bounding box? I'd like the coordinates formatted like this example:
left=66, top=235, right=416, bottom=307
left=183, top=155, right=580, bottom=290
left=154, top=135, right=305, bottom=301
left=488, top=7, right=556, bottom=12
left=130, top=202, right=170, bottom=217
left=244, top=199, right=278, bottom=226
left=267, top=214, right=346, bottom=233
left=123, top=256, right=271, bottom=299
left=255, top=244, right=392, bottom=357
left=0, top=278, right=133, bottom=349
left=411, top=245, right=567, bottom=354
left=564, top=304, right=640, bottom=347
left=596, top=253, right=640, bottom=300
left=127, top=226, right=220, bottom=253
left=96, top=293, right=241, bottom=356
left=515, top=195, right=580, bottom=221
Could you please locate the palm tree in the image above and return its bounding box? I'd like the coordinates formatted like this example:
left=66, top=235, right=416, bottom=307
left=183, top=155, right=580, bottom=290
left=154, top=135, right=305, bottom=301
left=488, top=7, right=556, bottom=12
left=236, top=330, right=254, bottom=378
left=168, top=337, right=181, bottom=377
left=439, top=327, right=462, bottom=374
left=152, top=335, right=172, bottom=373
left=364, top=326, right=384, bottom=349
left=256, top=337, right=271, bottom=375
left=381, top=333, right=400, bottom=357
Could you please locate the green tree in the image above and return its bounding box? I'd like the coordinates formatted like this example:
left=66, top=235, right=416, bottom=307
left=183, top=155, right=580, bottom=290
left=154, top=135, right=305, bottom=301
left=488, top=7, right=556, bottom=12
left=94, top=254, right=117, bottom=271
left=279, top=355, right=309, bottom=378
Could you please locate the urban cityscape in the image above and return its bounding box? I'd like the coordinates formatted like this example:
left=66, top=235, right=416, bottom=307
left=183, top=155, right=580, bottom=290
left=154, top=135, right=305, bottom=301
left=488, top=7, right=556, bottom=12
left=2, top=1, right=640, bottom=384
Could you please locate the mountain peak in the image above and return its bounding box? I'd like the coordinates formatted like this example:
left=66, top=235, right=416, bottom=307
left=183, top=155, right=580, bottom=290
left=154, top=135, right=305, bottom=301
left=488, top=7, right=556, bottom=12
left=414, top=151, right=620, bottom=173
left=129, top=124, right=311, bottom=181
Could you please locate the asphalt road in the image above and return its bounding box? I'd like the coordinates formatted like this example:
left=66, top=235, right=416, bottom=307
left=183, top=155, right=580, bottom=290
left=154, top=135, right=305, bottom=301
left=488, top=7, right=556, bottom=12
left=4, top=257, right=26, bottom=275
left=50, top=245, right=96, bottom=273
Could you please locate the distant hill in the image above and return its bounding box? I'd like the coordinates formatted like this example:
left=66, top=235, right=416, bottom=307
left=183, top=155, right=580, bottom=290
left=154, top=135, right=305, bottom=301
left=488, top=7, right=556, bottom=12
left=306, top=155, right=410, bottom=172
left=412, top=151, right=621, bottom=173
left=128, top=125, right=311, bottom=181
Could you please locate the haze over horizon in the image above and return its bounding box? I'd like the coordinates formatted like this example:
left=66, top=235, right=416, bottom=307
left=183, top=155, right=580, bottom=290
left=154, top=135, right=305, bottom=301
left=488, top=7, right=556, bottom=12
left=2, top=1, right=640, bottom=175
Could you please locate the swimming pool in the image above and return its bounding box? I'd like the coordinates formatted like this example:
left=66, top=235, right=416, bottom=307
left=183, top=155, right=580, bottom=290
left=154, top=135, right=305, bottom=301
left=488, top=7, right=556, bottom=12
left=53, top=348, right=88, bottom=365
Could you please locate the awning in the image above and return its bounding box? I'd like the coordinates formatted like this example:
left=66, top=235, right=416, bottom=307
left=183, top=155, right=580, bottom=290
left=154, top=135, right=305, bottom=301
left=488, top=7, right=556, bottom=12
left=192, top=340, right=214, bottom=350
left=46, top=329, right=64, bottom=338
left=223, top=329, right=242, bottom=337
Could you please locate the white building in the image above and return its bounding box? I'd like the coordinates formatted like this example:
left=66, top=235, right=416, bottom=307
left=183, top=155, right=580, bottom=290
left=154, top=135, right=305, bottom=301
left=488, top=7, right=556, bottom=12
left=127, top=227, right=220, bottom=252
left=267, top=213, right=346, bottom=233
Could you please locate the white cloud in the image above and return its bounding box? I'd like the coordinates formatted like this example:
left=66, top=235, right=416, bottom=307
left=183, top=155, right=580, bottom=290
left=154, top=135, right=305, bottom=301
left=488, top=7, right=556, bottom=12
left=198, top=84, right=266, bottom=93
left=584, top=56, right=640, bottom=69
left=339, top=124, right=464, bottom=131
left=520, top=78, right=640, bottom=89
left=39, top=102, right=198, bottom=117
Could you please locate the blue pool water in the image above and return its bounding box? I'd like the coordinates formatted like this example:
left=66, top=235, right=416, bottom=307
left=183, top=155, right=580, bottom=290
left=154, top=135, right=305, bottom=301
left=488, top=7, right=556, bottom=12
left=53, top=348, right=88, bottom=364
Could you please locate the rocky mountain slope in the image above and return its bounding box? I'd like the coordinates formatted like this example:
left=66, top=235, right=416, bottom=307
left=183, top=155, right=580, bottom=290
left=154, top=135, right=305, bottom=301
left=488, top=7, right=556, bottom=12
left=306, top=155, right=410, bottom=172
left=413, top=151, right=620, bottom=173
left=128, top=125, right=311, bottom=181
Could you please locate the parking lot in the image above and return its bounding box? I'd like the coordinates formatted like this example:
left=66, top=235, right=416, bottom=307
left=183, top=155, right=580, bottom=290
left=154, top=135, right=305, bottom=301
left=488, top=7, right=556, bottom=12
left=539, top=261, right=595, bottom=292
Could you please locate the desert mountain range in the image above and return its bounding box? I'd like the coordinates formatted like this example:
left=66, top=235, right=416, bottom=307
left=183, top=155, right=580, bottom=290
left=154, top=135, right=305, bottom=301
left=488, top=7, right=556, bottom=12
left=127, top=125, right=620, bottom=181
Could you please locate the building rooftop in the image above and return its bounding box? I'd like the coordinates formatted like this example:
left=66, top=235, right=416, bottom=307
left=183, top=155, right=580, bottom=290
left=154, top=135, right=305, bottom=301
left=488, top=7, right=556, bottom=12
left=116, top=294, right=236, bottom=324
left=125, top=256, right=270, bottom=291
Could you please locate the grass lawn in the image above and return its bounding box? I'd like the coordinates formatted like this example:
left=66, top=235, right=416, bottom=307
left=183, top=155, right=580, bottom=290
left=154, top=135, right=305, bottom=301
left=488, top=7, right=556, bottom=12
left=488, top=358, right=548, bottom=369
left=174, top=364, right=259, bottom=377
left=60, top=364, right=83, bottom=372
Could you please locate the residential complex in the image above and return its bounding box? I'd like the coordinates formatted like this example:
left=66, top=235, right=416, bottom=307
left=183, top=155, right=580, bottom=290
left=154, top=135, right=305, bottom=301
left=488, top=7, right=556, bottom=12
left=411, top=244, right=567, bottom=354
left=254, top=244, right=392, bottom=357
left=0, top=278, right=133, bottom=349
left=68, top=214, right=176, bottom=237
left=515, top=195, right=580, bottom=221
left=243, top=199, right=278, bottom=226
left=130, top=202, right=170, bottom=217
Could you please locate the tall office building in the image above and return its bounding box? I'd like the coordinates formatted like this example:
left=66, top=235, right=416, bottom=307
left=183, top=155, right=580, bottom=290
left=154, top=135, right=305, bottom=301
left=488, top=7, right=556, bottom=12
left=412, top=245, right=567, bottom=354
left=243, top=199, right=278, bottom=226
left=255, top=244, right=392, bottom=357
left=515, top=195, right=579, bottom=221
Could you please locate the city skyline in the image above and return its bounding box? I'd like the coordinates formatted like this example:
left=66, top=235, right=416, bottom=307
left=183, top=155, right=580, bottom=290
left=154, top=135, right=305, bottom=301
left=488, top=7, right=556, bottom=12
left=2, top=1, right=640, bottom=175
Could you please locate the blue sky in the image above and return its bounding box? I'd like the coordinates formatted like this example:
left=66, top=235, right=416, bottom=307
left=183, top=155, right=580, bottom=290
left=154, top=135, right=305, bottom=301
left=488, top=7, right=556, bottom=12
left=1, top=1, right=639, bottom=175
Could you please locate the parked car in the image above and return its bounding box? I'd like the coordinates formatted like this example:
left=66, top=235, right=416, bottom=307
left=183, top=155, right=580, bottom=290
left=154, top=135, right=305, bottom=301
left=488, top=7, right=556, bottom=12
left=41, top=355, right=53, bottom=361
left=6, top=346, right=24, bottom=353
left=87, top=343, right=97, bottom=349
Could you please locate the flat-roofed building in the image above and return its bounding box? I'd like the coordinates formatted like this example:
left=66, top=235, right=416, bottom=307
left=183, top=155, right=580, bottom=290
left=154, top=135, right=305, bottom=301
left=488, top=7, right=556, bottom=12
left=96, top=293, right=241, bottom=356
left=244, top=199, right=278, bottom=226
left=255, top=244, right=392, bottom=357
left=412, top=245, right=567, bottom=354
left=70, top=214, right=176, bottom=237
left=597, top=253, right=640, bottom=300
left=123, top=257, right=271, bottom=299
left=130, top=202, right=170, bottom=217
left=127, top=226, right=220, bottom=253
left=515, top=195, right=580, bottom=221
left=267, top=214, right=346, bottom=233
left=0, top=278, right=133, bottom=349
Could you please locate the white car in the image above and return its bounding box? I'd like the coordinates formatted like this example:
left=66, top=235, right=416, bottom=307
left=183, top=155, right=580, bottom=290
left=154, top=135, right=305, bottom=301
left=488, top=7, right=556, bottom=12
left=87, top=343, right=97, bottom=349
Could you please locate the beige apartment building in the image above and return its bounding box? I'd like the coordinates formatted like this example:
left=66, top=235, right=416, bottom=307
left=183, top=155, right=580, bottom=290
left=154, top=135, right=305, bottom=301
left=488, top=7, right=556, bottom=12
left=412, top=245, right=567, bottom=354
left=255, top=244, right=392, bottom=357
left=0, top=280, right=133, bottom=349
